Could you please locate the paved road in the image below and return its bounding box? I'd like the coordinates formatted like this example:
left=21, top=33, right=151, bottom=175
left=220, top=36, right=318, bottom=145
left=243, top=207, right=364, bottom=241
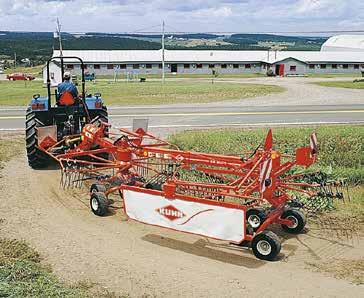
left=1, top=104, right=363, bottom=136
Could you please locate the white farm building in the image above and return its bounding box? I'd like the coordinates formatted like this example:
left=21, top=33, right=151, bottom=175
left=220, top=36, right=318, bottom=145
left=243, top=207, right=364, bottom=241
left=44, top=35, right=364, bottom=81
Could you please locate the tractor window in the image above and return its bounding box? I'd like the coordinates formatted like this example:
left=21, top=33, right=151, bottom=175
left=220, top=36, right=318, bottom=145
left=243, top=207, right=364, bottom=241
left=94, top=64, right=100, bottom=69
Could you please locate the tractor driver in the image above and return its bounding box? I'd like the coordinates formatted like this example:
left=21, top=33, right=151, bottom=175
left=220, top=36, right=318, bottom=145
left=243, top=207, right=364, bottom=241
left=58, top=71, right=78, bottom=99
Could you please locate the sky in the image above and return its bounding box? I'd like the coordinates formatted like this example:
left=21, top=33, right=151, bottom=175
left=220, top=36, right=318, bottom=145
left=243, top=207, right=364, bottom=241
left=0, top=0, right=363, bottom=34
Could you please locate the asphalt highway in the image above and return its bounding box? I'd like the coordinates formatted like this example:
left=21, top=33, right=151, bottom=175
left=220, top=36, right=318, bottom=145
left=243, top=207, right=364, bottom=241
left=0, top=104, right=363, bottom=133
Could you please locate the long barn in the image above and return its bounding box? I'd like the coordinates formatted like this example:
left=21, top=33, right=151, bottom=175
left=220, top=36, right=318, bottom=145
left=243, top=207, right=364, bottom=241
left=44, top=35, right=364, bottom=82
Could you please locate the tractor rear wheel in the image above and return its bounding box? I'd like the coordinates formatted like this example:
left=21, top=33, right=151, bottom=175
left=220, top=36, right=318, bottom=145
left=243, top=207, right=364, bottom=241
left=90, top=106, right=108, bottom=124
left=25, top=109, right=50, bottom=169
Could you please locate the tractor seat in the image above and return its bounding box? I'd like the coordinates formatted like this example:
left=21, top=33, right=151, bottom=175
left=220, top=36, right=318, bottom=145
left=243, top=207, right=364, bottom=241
left=58, top=91, right=76, bottom=106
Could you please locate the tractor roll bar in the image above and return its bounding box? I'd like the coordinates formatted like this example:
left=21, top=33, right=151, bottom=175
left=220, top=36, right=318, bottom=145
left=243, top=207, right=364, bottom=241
left=46, top=56, right=86, bottom=108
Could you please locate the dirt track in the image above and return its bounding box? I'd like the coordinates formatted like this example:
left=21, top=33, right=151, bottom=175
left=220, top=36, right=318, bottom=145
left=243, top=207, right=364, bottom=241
left=0, top=150, right=363, bottom=297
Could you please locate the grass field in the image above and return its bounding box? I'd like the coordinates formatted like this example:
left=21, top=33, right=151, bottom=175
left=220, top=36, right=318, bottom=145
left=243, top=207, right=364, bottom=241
left=4, top=65, right=43, bottom=76
left=0, top=80, right=284, bottom=106
left=312, top=80, right=364, bottom=89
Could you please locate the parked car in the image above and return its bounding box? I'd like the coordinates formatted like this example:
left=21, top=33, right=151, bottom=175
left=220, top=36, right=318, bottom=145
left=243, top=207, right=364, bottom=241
left=6, top=73, right=35, bottom=81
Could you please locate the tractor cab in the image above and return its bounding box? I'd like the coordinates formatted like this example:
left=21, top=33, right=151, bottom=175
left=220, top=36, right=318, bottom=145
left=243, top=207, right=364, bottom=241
left=26, top=56, right=108, bottom=169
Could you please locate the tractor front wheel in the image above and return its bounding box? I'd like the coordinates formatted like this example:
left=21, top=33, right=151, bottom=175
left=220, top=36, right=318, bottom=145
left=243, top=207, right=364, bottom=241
left=90, top=192, right=109, bottom=216
left=25, top=109, right=50, bottom=169
left=251, top=230, right=281, bottom=261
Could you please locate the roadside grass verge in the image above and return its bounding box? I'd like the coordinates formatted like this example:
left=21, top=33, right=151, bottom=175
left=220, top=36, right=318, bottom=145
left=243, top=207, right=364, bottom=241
left=169, top=125, right=363, bottom=184
left=0, top=80, right=285, bottom=106
left=169, top=125, right=364, bottom=217
left=0, top=238, right=119, bottom=297
left=312, top=80, right=364, bottom=89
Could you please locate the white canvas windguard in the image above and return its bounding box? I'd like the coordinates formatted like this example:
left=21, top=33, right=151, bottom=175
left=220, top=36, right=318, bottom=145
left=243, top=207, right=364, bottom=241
left=123, top=189, right=245, bottom=243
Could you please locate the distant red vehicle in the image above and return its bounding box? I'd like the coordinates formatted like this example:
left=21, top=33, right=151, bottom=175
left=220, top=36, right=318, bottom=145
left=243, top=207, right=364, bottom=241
left=6, top=73, right=35, bottom=81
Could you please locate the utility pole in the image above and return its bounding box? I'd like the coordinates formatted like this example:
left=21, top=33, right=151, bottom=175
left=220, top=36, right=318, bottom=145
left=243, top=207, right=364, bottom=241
left=161, top=20, right=165, bottom=84
left=56, top=18, right=63, bottom=57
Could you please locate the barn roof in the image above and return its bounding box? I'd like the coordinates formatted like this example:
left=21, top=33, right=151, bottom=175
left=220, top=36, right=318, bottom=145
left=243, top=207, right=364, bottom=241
left=321, top=35, right=364, bottom=52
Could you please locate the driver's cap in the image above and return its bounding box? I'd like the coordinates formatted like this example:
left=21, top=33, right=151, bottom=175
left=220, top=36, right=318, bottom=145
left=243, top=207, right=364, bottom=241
left=64, top=71, right=71, bottom=79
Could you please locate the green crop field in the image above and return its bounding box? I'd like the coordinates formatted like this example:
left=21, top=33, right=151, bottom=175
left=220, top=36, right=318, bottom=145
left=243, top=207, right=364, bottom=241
left=0, top=80, right=284, bottom=106
left=312, top=80, right=364, bottom=89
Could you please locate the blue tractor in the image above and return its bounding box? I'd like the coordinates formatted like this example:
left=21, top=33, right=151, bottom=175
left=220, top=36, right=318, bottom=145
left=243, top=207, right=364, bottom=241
left=25, top=56, right=108, bottom=168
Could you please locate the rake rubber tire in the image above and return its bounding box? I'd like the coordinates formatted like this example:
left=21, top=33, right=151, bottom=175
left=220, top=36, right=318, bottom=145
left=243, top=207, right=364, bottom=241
left=25, top=109, right=50, bottom=169
left=251, top=230, right=281, bottom=261
left=90, top=183, right=107, bottom=194
left=281, top=209, right=306, bottom=234
left=246, top=208, right=266, bottom=232
left=90, top=191, right=109, bottom=216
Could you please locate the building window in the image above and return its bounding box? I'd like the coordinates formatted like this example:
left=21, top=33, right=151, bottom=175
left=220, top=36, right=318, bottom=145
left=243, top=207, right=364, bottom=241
left=119, top=64, right=126, bottom=69
left=158, top=64, right=163, bottom=69
left=309, top=64, right=315, bottom=69
left=290, top=65, right=296, bottom=71
left=221, top=64, right=227, bottom=69
left=320, top=64, right=326, bottom=69
left=66, top=64, right=74, bottom=69
left=94, top=64, right=100, bottom=69
left=146, top=64, right=152, bottom=69
left=196, top=64, right=203, bottom=69
left=354, top=64, right=359, bottom=69
left=332, top=64, right=337, bottom=69
left=343, top=64, right=348, bottom=69
left=245, top=64, right=251, bottom=69
left=209, top=64, right=215, bottom=69
left=183, top=64, right=190, bottom=69
left=133, top=64, right=140, bottom=69
left=107, top=64, right=114, bottom=70
left=232, top=64, right=239, bottom=69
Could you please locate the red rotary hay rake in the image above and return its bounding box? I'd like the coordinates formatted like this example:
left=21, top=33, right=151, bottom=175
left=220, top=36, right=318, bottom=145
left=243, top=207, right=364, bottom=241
left=38, top=121, right=345, bottom=260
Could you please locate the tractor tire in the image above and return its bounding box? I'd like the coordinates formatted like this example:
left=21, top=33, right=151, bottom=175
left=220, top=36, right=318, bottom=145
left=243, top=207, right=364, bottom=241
left=251, top=230, right=281, bottom=261
left=281, top=209, right=306, bottom=234
left=25, top=109, right=50, bottom=169
left=90, top=106, right=108, bottom=125
left=90, top=191, right=109, bottom=216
